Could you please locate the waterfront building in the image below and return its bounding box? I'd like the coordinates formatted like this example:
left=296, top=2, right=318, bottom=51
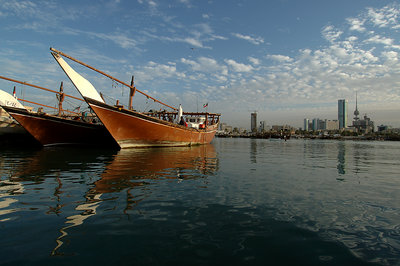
left=377, top=125, right=389, bottom=132
left=259, top=121, right=267, bottom=132
left=352, top=114, right=374, bottom=133
left=325, top=119, right=339, bottom=131
left=225, top=125, right=233, bottom=133
left=304, top=118, right=309, bottom=131
left=338, top=99, right=348, bottom=129
left=251, top=112, right=257, bottom=133
left=271, top=125, right=295, bottom=134
left=351, top=93, right=374, bottom=133
left=220, top=123, right=227, bottom=131
left=308, top=121, right=313, bottom=131
left=319, top=119, right=326, bottom=130
left=305, top=118, right=338, bottom=131
left=312, top=118, right=324, bottom=131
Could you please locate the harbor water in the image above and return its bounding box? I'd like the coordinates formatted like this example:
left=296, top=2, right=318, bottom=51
left=0, top=138, right=399, bottom=265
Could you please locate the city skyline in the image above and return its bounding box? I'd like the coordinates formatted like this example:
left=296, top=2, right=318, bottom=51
left=1, top=1, right=400, bottom=129
left=245, top=95, right=381, bottom=131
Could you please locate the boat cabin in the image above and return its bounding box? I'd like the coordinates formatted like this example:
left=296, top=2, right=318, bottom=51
left=186, top=116, right=206, bottom=129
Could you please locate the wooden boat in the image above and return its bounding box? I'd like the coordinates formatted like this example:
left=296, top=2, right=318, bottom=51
left=0, top=76, right=117, bottom=148
left=2, top=105, right=116, bottom=147
left=0, top=88, right=33, bottom=146
left=51, top=48, right=221, bottom=149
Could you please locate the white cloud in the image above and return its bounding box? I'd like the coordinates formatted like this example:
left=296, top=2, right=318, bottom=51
left=143, top=61, right=185, bottom=78
left=347, top=17, right=366, bottom=32
left=2, top=0, right=38, bottom=17
left=232, top=33, right=264, bottom=45
left=225, top=59, right=253, bottom=72
left=367, top=5, right=400, bottom=28
left=322, top=25, right=343, bottom=42
left=184, top=37, right=204, bottom=48
left=181, top=57, right=228, bottom=75
left=365, top=35, right=394, bottom=46
left=267, top=54, right=293, bottom=63
left=248, top=57, right=260, bottom=65
left=178, top=0, right=193, bottom=8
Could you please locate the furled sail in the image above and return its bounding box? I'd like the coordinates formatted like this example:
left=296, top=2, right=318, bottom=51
left=177, top=104, right=183, bottom=122
left=0, top=89, right=26, bottom=109
left=51, top=52, right=105, bottom=103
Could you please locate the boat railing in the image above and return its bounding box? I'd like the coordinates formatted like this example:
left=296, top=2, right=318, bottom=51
left=0, top=75, right=86, bottom=116
left=141, top=109, right=220, bottom=129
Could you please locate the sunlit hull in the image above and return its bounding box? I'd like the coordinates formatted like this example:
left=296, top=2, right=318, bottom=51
left=85, top=97, right=218, bottom=149
left=2, top=105, right=116, bottom=147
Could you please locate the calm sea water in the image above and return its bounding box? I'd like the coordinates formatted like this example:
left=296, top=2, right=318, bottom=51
left=0, top=138, right=399, bottom=265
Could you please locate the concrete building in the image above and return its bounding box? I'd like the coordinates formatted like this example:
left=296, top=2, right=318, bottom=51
left=312, top=118, right=321, bottom=131
left=251, top=112, right=257, bottom=133
left=338, top=99, right=348, bottom=129
left=352, top=114, right=374, bottom=133
left=220, top=123, right=227, bottom=131
left=377, top=125, right=389, bottom=132
left=325, top=119, right=339, bottom=130
left=305, top=118, right=339, bottom=131
left=259, top=121, right=267, bottom=132
left=225, top=125, right=233, bottom=133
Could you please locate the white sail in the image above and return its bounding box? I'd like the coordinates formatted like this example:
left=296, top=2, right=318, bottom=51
left=51, top=52, right=105, bottom=103
left=177, top=104, right=183, bottom=122
left=0, top=89, right=26, bottom=109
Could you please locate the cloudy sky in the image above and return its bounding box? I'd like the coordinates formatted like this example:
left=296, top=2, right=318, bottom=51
left=1, top=0, right=400, bottom=129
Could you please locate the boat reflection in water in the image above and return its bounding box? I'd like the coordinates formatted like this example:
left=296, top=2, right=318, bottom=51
left=43, top=144, right=218, bottom=255
left=95, top=143, right=218, bottom=192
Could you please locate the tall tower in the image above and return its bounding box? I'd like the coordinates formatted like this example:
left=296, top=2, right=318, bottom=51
left=251, top=112, right=257, bottom=133
left=353, top=92, right=359, bottom=121
left=338, top=99, right=348, bottom=129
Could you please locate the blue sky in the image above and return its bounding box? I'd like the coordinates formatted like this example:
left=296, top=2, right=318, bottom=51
left=1, top=0, right=400, bottom=129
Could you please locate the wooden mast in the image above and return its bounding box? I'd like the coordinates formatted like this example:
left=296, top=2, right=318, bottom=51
left=128, top=75, right=136, bottom=110
left=58, top=82, right=65, bottom=116
left=50, top=47, right=178, bottom=111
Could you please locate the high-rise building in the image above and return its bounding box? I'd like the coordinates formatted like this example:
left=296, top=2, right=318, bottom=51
left=304, top=118, right=309, bottom=131
left=259, top=121, right=267, bottom=132
left=312, top=118, right=319, bottom=131
left=338, top=99, right=348, bottom=129
left=251, top=112, right=257, bottom=132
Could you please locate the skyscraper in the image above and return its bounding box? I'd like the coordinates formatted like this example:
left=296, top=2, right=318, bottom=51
left=338, top=99, right=348, bottom=129
left=251, top=112, right=257, bottom=132
left=304, top=118, right=309, bottom=131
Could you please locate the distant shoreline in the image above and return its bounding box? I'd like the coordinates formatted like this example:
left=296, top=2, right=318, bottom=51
left=216, top=133, right=400, bottom=141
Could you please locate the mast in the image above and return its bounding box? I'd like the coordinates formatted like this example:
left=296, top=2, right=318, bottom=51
left=58, top=82, right=65, bottom=116
left=50, top=47, right=177, bottom=111
left=128, top=75, right=136, bottom=110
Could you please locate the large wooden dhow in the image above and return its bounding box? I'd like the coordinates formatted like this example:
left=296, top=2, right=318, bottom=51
left=0, top=76, right=116, bottom=147
left=51, top=48, right=220, bottom=149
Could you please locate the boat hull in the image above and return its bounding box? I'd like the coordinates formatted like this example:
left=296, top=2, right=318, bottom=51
left=1, top=105, right=117, bottom=147
left=85, top=97, right=218, bottom=149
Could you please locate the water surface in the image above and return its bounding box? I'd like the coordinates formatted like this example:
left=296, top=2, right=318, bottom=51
left=0, top=138, right=399, bottom=265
